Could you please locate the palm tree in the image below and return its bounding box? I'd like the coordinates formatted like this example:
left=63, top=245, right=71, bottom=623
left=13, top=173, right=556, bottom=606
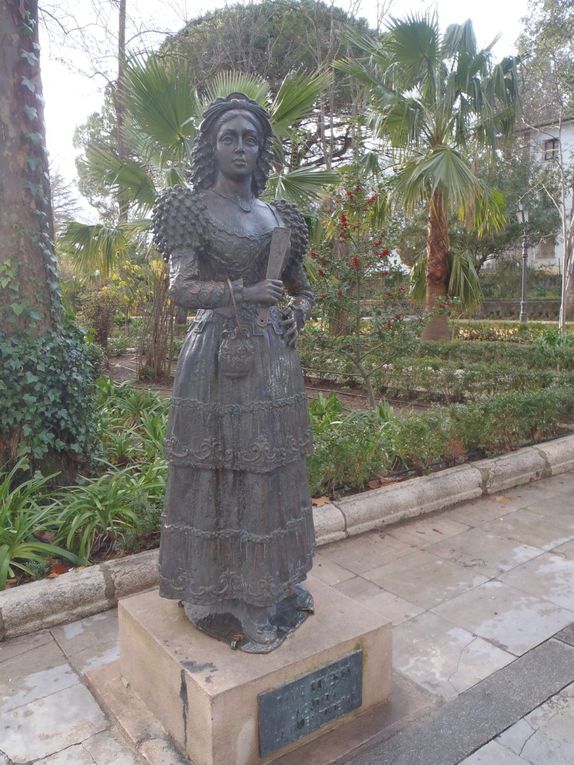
left=61, top=56, right=338, bottom=277
left=338, top=15, right=519, bottom=339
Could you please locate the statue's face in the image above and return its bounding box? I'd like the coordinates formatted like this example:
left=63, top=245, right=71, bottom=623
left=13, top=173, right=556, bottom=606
left=214, top=113, right=260, bottom=181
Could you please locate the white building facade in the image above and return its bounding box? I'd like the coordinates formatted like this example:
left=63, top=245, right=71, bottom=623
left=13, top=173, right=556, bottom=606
left=523, top=117, right=574, bottom=272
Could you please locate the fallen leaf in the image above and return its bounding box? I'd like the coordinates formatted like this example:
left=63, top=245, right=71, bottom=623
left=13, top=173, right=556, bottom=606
left=312, top=496, right=331, bottom=507
left=47, top=563, right=69, bottom=577
left=34, top=530, right=56, bottom=543
left=367, top=479, right=381, bottom=489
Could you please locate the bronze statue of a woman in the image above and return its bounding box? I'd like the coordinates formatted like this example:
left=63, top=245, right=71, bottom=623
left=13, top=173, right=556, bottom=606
left=152, top=93, right=315, bottom=653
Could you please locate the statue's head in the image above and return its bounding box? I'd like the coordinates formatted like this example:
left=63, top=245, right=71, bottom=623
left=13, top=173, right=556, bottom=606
left=190, top=93, right=274, bottom=196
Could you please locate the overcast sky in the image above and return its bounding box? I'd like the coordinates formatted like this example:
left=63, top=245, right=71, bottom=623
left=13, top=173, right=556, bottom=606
left=39, top=0, right=530, bottom=217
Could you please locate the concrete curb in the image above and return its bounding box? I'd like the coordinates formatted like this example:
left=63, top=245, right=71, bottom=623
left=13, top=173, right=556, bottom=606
left=2, top=434, right=574, bottom=641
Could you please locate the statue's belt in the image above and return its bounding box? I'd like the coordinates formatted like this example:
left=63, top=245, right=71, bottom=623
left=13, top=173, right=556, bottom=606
left=191, top=307, right=285, bottom=337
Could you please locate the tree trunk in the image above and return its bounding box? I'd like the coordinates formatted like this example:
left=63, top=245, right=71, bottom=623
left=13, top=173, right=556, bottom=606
left=421, top=187, right=450, bottom=341
left=0, top=0, right=57, bottom=334
left=115, top=0, right=129, bottom=225
left=0, top=1, right=96, bottom=473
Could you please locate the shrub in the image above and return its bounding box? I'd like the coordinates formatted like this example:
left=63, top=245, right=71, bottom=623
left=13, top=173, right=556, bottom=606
left=0, top=328, right=102, bottom=471
left=0, top=461, right=80, bottom=589
left=387, top=409, right=454, bottom=473
left=307, top=409, right=385, bottom=497
left=451, top=320, right=574, bottom=343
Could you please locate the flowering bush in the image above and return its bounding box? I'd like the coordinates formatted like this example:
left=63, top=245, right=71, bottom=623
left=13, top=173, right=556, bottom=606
left=307, top=181, right=423, bottom=407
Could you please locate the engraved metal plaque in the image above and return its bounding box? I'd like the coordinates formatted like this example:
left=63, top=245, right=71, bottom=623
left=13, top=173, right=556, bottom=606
left=258, top=650, right=363, bottom=756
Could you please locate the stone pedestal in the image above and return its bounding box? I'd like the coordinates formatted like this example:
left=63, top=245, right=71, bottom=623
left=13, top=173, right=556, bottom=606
left=118, top=577, right=391, bottom=765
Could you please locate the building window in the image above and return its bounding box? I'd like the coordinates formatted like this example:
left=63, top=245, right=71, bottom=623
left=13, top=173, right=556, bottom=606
left=543, top=138, right=559, bottom=161
left=537, top=235, right=556, bottom=260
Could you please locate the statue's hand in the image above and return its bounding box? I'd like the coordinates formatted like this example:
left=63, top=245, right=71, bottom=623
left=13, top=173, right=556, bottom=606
left=280, top=308, right=299, bottom=348
left=243, top=279, right=283, bottom=305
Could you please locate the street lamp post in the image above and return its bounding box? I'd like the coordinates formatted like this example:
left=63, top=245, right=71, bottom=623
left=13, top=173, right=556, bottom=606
left=518, top=201, right=529, bottom=323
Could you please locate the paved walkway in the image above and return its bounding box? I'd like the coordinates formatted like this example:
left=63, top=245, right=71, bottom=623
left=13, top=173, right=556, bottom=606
left=2, top=471, right=574, bottom=764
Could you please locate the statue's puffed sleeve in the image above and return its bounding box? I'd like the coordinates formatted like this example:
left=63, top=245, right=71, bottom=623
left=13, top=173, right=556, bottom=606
left=152, top=186, right=242, bottom=310
left=271, top=200, right=315, bottom=329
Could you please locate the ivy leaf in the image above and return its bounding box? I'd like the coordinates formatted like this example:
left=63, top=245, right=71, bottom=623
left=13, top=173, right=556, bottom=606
left=10, top=301, right=28, bottom=316
left=23, top=105, right=38, bottom=121
left=21, top=77, right=37, bottom=93
left=25, top=132, right=42, bottom=146
left=24, top=181, right=43, bottom=196
left=20, top=50, right=38, bottom=65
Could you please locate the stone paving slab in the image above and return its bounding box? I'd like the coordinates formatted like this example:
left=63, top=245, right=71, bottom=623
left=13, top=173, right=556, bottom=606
left=500, top=552, right=574, bottom=611
left=392, top=611, right=515, bottom=700
left=426, top=526, right=543, bottom=577
left=51, top=610, right=120, bottom=676
left=480, top=507, right=574, bottom=551
left=496, top=682, right=574, bottom=765
left=0, top=636, right=78, bottom=713
left=460, top=739, right=529, bottom=764
left=432, top=580, right=574, bottom=656
left=360, top=548, right=489, bottom=609
left=0, top=683, right=109, bottom=762
left=1, top=467, right=574, bottom=764
left=344, top=639, right=574, bottom=765
left=555, top=622, right=574, bottom=647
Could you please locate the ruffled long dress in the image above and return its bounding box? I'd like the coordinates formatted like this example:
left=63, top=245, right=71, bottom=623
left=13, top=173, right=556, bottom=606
left=152, top=188, right=315, bottom=608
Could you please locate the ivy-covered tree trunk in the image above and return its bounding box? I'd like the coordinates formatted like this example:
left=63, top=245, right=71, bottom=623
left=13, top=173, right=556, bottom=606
left=0, top=1, right=100, bottom=474
left=421, top=187, right=450, bottom=341
left=0, top=0, right=59, bottom=333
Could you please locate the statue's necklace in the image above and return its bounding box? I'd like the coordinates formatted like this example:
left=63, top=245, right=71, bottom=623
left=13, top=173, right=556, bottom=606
left=211, top=189, right=254, bottom=213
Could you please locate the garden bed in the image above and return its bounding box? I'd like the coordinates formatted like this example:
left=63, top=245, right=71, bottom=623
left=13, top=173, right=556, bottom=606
left=3, top=433, right=574, bottom=640
left=5, top=325, right=574, bottom=595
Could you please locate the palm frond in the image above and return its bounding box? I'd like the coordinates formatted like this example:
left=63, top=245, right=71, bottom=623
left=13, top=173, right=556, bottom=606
left=442, top=20, right=478, bottom=61
left=84, top=145, right=157, bottom=211
left=394, top=146, right=481, bottom=213
left=447, top=249, right=482, bottom=308
left=124, top=53, right=200, bottom=166
left=410, top=249, right=482, bottom=308
left=385, top=14, right=440, bottom=93
left=266, top=166, right=338, bottom=206
left=202, top=71, right=269, bottom=106
left=59, top=222, right=133, bottom=278
left=473, top=186, right=507, bottom=235
left=334, top=57, right=383, bottom=92
left=270, top=70, right=333, bottom=139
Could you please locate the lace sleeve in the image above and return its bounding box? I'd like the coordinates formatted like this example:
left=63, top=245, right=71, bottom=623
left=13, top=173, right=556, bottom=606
left=271, top=200, right=315, bottom=327
left=169, top=249, right=243, bottom=309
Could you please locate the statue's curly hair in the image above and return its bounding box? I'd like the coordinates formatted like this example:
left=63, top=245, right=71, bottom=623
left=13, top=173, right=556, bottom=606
left=190, top=92, right=274, bottom=196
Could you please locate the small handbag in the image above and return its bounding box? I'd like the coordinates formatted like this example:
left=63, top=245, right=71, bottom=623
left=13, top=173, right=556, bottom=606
left=217, top=279, right=255, bottom=378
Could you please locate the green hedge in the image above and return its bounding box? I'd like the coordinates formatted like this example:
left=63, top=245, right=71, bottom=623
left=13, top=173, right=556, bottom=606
left=415, top=339, right=574, bottom=371
left=386, top=387, right=572, bottom=473
left=451, top=319, right=574, bottom=343
left=3, top=380, right=574, bottom=588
